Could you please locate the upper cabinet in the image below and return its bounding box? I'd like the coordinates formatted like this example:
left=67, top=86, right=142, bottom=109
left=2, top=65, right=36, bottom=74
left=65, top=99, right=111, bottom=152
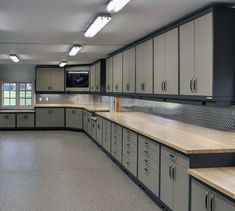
left=180, top=13, right=213, bottom=97
left=36, top=68, right=64, bottom=92
left=136, top=39, right=153, bottom=94
left=90, top=61, right=101, bottom=92
left=106, top=57, right=113, bottom=92
left=113, top=53, right=123, bottom=93
left=154, top=28, right=178, bottom=95
left=123, top=47, right=136, bottom=93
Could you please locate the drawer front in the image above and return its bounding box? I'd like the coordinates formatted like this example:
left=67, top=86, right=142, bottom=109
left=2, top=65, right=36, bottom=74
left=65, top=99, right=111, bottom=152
left=103, top=136, right=111, bottom=153
left=111, top=149, right=122, bottom=163
left=123, top=155, right=137, bottom=177
left=123, top=148, right=137, bottom=163
left=138, top=152, right=159, bottom=171
left=91, top=121, right=97, bottom=140
left=112, top=123, right=122, bottom=137
left=123, top=138, right=137, bottom=153
left=123, top=128, right=138, bottom=145
left=111, top=137, right=122, bottom=152
left=161, top=146, right=189, bottom=168
left=139, top=135, right=159, bottom=152
left=138, top=160, right=159, bottom=196
left=139, top=143, right=159, bottom=162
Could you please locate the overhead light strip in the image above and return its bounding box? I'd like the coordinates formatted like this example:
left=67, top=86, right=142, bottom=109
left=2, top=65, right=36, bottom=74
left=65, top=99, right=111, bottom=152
left=59, top=61, right=67, bottom=67
left=106, top=0, right=130, bottom=13
left=69, top=45, right=82, bottom=56
left=9, top=54, right=20, bottom=63
left=84, top=13, right=112, bottom=38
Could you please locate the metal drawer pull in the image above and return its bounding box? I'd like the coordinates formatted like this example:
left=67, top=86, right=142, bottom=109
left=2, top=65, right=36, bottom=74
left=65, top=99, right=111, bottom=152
left=194, top=78, right=198, bottom=93
left=190, top=79, right=193, bottom=93
left=164, top=80, right=167, bottom=92
left=144, top=167, right=149, bottom=172
left=169, top=165, right=172, bottom=179
left=209, top=194, right=214, bottom=211
left=144, top=159, right=149, bottom=164
left=126, top=162, right=130, bottom=165
left=161, top=81, right=164, bottom=91
left=126, top=143, right=130, bottom=146
left=126, top=151, right=130, bottom=154
left=172, top=166, right=176, bottom=181
left=144, top=150, right=149, bottom=154
left=205, top=192, right=209, bottom=210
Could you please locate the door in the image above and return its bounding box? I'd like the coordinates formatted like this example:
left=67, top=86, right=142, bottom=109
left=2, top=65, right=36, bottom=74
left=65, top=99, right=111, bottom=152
left=165, top=28, right=178, bottom=95
left=113, top=53, right=123, bottom=92
left=95, top=62, right=101, bottom=92
left=123, top=47, right=136, bottom=93
left=36, top=68, right=50, bottom=91
left=106, top=57, right=113, bottom=92
left=50, top=108, right=64, bottom=127
left=36, top=108, right=50, bottom=127
left=213, top=191, right=235, bottom=211
left=160, top=156, right=173, bottom=209
left=50, top=68, right=65, bottom=91
left=194, top=13, right=213, bottom=96
left=180, top=21, right=195, bottom=95
left=154, top=34, right=165, bottom=94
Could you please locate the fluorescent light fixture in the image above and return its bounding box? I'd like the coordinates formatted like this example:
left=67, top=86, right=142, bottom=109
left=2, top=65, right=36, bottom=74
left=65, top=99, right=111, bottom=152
left=106, top=0, right=130, bottom=13
left=84, top=14, right=112, bottom=38
left=9, top=54, right=20, bottom=63
left=59, top=61, right=67, bottom=67
left=69, top=45, right=82, bottom=56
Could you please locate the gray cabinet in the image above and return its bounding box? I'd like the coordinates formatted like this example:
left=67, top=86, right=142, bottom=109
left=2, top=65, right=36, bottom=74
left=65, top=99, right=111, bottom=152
left=91, top=118, right=97, bottom=140
left=36, top=108, right=64, bottom=128
left=0, top=114, right=16, bottom=128
left=106, top=57, right=113, bottom=92
left=191, top=179, right=235, bottom=211
left=36, top=68, right=65, bottom=92
left=96, top=117, right=103, bottom=145
left=102, top=118, right=111, bottom=153
left=66, top=108, right=82, bottom=129
left=160, top=146, right=189, bottom=211
left=123, top=47, right=136, bottom=93
left=83, top=110, right=88, bottom=132
left=180, top=13, right=213, bottom=97
left=87, top=112, right=92, bottom=136
left=136, top=39, right=153, bottom=94
left=111, top=123, right=122, bottom=163
left=90, top=65, right=96, bottom=92
left=113, top=53, right=123, bottom=93
left=90, top=62, right=101, bottom=92
left=17, top=113, right=34, bottom=128
left=154, top=28, right=178, bottom=95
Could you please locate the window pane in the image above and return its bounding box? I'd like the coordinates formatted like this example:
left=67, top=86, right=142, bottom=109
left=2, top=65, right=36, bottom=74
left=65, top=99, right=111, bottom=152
left=3, top=83, right=9, bottom=90
left=4, top=99, right=9, bottom=106
left=9, top=83, right=16, bottom=90
left=20, top=91, right=26, bottom=98
left=10, top=91, right=16, bottom=98
left=26, top=91, right=32, bottom=98
left=26, top=83, right=32, bottom=90
left=26, top=99, right=32, bottom=106
left=4, top=91, right=10, bottom=98
left=20, top=83, right=26, bottom=90
left=20, top=99, right=25, bottom=106
left=10, top=99, right=16, bottom=106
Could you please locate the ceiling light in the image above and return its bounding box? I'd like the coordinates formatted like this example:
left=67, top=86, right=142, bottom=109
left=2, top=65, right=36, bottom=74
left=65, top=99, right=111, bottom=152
left=106, top=0, right=130, bottom=13
left=59, top=61, right=67, bottom=67
left=9, top=54, right=20, bottom=63
left=69, top=45, right=82, bottom=56
left=84, top=14, right=112, bottom=38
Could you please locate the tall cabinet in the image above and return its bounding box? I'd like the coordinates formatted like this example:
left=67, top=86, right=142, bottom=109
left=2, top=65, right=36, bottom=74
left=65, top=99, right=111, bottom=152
left=113, top=53, right=123, bottom=93
left=90, top=62, right=101, bottom=92
left=154, top=28, right=178, bottom=95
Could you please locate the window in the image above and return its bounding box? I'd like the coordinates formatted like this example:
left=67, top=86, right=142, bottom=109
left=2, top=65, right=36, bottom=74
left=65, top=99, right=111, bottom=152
left=2, top=82, right=33, bottom=107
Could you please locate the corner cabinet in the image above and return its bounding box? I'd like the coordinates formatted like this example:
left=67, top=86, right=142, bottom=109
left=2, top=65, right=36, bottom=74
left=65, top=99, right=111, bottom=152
left=136, top=39, right=153, bottom=94
left=90, top=62, right=101, bottom=92
left=36, top=68, right=65, bottom=92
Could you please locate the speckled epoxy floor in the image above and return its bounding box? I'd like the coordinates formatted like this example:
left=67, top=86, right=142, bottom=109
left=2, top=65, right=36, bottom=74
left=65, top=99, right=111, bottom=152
left=0, top=131, right=162, bottom=211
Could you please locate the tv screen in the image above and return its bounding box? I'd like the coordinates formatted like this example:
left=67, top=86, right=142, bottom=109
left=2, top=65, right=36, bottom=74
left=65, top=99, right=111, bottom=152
left=66, top=71, right=89, bottom=88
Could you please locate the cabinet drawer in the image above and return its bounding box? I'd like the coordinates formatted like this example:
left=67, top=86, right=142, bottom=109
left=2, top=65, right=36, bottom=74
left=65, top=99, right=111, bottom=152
left=103, top=137, right=111, bottom=153
left=123, top=128, right=138, bottom=145
left=112, top=149, right=122, bottom=163
left=112, top=123, right=122, bottom=137
left=123, top=148, right=137, bottom=163
left=139, top=152, right=159, bottom=171
left=138, top=160, right=159, bottom=196
left=123, top=155, right=137, bottom=177
left=111, top=138, right=122, bottom=152
left=161, top=146, right=189, bottom=168
left=139, top=143, right=159, bottom=162
left=123, top=139, right=137, bottom=153
left=139, top=136, right=159, bottom=152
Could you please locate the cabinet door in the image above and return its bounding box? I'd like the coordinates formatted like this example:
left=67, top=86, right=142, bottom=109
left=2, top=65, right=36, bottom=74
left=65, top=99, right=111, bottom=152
left=17, top=114, right=26, bottom=128
left=50, top=108, right=64, bottom=127
left=180, top=21, right=195, bottom=95
left=36, top=108, right=50, bottom=127
left=154, top=34, right=165, bottom=94
left=165, top=28, right=178, bottom=95
left=136, top=43, right=144, bottom=93
left=113, top=53, right=123, bottom=92
left=66, top=109, right=74, bottom=128
left=36, top=68, right=51, bottom=91
left=96, top=117, right=103, bottom=145
left=25, top=114, right=34, bottom=128
left=195, top=13, right=213, bottom=96
left=191, top=179, right=211, bottom=211
left=160, top=156, right=173, bottom=209
left=6, top=114, right=15, bottom=128
left=90, top=65, right=96, bottom=91
left=73, top=109, right=82, bottom=129
left=172, top=164, right=189, bottom=211
left=50, top=68, right=65, bottom=91
left=95, top=62, right=101, bottom=92
left=83, top=110, right=88, bottom=132
left=87, top=112, right=92, bottom=135
left=106, top=57, right=113, bottom=92
left=123, top=47, right=135, bottom=93
left=213, top=191, right=235, bottom=211
left=91, top=120, right=97, bottom=140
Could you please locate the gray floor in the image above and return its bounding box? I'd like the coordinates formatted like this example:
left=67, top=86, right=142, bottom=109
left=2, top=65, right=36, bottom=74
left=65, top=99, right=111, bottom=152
left=0, top=131, right=162, bottom=211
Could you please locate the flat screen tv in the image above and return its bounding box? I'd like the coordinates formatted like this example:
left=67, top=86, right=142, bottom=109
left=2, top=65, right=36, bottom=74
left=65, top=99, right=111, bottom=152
left=66, top=71, right=89, bottom=88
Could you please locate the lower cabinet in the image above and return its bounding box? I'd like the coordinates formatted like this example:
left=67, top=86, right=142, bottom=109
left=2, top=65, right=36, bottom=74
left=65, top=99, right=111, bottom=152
left=96, top=117, right=103, bottom=145
left=0, top=114, right=16, bottom=128
left=83, top=110, right=88, bottom=132
left=91, top=118, right=97, bottom=140
left=102, top=119, right=111, bottom=153
left=36, top=108, right=64, bottom=128
left=66, top=108, right=82, bottom=129
left=138, top=136, right=160, bottom=196
left=87, top=112, right=92, bottom=136
left=160, top=146, right=189, bottom=211
left=191, top=179, right=235, bottom=211
left=111, top=123, right=122, bottom=163
left=17, top=113, right=35, bottom=128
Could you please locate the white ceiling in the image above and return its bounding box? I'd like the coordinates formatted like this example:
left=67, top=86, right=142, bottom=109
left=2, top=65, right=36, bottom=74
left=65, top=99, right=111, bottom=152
left=0, top=0, right=234, bottom=65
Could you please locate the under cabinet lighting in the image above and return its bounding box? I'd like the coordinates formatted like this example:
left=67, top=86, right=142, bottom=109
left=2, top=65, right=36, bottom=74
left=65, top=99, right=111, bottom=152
left=9, top=54, right=20, bottom=63
left=69, top=45, right=82, bottom=56
left=59, top=61, right=67, bottom=67
left=84, top=14, right=112, bottom=38
left=106, top=0, right=130, bottom=13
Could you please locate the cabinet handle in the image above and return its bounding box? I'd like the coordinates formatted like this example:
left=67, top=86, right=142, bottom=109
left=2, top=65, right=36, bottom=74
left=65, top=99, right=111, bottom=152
left=209, top=194, right=214, bottom=211
left=126, top=150, right=130, bottom=154
left=205, top=192, right=209, bottom=210
left=193, top=78, right=198, bottom=93
left=97, top=124, right=100, bottom=129
left=126, top=162, right=130, bottom=165
left=144, top=150, right=149, bottom=155
left=107, top=84, right=110, bottom=90
left=144, top=159, right=149, bottom=164
left=96, top=85, right=98, bottom=90
left=190, top=79, right=193, bottom=93
left=126, top=83, right=130, bottom=91
left=144, top=167, right=149, bottom=172
left=164, top=80, right=167, bottom=92
left=169, top=165, right=172, bottom=179
left=172, top=165, right=176, bottom=181
left=142, top=82, right=145, bottom=91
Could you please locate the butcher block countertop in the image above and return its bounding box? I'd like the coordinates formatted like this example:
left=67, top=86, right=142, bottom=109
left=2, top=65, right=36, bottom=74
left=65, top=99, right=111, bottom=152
left=188, top=167, right=235, bottom=200
left=96, top=112, right=235, bottom=155
left=34, top=104, right=109, bottom=112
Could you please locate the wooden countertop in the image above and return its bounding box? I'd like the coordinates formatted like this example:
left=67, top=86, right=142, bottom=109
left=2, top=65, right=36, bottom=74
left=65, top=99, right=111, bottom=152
left=34, top=104, right=109, bottom=112
left=96, top=112, right=235, bottom=154
left=0, top=109, right=35, bottom=113
left=188, top=167, right=235, bottom=200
